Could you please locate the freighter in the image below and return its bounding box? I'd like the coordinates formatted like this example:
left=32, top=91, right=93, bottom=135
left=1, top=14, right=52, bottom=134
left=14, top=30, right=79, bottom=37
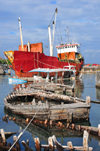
left=4, top=42, right=84, bottom=78
left=4, top=9, right=84, bottom=78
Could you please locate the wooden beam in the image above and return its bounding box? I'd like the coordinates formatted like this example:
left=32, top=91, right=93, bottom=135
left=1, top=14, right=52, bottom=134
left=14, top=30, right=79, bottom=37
left=34, top=137, right=41, bottom=151
left=22, top=140, right=33, bottom=151
left=0, top=129, right=6, bottom=143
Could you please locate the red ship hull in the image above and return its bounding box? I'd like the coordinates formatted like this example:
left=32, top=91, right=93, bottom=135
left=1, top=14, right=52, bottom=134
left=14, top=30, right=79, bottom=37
left=12, top=51, right=83, bottom=78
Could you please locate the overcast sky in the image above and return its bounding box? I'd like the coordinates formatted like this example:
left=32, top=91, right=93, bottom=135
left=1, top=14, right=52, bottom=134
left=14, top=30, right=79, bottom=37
left=0, top=0, right=100, bottom=64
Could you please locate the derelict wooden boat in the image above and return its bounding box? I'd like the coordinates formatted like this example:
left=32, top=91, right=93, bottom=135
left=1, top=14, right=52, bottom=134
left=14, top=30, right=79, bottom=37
left=4, top=96, right=90, bottom=123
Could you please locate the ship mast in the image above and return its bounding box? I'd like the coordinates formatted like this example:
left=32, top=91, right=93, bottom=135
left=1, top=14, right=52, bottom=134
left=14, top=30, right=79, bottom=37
left=66, top=26, right=70, bottom=44
left=18, top=17, right=24, bottom=50
left=48, top=8, right=58, bottom=56
left=48, top=25, right=53, bottom=56
left=52, top=8, right=57, bottom=48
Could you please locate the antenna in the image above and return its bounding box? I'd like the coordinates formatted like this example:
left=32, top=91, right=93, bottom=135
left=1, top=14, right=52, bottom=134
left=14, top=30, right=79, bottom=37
left=66, top=26, right=70, bottom=43
left=18, top=17, right=24, bottom=50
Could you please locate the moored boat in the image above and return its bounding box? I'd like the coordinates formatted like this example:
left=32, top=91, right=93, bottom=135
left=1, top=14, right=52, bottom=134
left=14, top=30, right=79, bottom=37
left=4, top=86, right=90, bottom=123
left=4, top=41, right=84, bottom=78
left=4, top=9, right=84, bottom=79
left=8, top=77, right=27, bottom=84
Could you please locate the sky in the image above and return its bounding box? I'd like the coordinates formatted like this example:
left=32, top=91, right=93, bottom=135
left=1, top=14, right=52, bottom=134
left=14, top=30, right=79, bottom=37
left=0, top=0, right=100, bottom=64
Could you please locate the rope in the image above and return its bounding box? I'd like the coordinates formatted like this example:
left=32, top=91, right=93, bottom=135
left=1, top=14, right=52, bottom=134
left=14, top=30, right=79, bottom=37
left=34, top=58, right=58, bottom=69
left=8, top=108, right=39, bottom=151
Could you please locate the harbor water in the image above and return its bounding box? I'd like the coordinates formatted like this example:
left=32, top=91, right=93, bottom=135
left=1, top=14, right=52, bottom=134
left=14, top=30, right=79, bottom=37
left=0, top=74, right=100, bottom=150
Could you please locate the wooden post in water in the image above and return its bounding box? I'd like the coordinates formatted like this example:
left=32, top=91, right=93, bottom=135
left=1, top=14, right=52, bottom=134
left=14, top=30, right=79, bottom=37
left=48, top=137, right=54, bottom=151
left=0, top=129, right=6, bottom=143
left=98, top=124, right=100, bottom=136
left=52, top=135, right=64, bottom=151
left=22, top=140, right=33, bottom=151
left=67, top=141, right=73, bottom=151
left=86, top=96, right=91, bottom=104
left=13, top=135, right=20, bottom=151
left=83, top=131, right=88, bottom=151
left=34, top=137, right=41, bottom=151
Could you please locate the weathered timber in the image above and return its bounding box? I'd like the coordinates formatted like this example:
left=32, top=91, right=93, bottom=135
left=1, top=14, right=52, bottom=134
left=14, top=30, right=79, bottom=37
left=66, top=123, right=100, bottom=138
left=83, top=131, right=89, bottom=151
left=0, top=129, right=6, bottom=143
left=4, top=82, right=91, bottom=122
left=34, top=137, right=41, bottom=151
left=22, top=140, right=33, bottom=151
left=0, top=145, right=17, bottom=151
left=29, top=81, right=74, bottom=94
left=4, top=80, right=91, bottom=122
left=40, top=134, right=93, bottom=151
left=0, top=130, right=16, bottom=139
left=4, top=97, right=90, bottom=122
left=0, top=131, right=92, bottom=151
left=52, top=135, right=64, bottom=151
left=4, top=112, right=100, bottom=140
left=5, top=87, right=88, bottom=104
left=0, top=129, right=17, bottom=151
left=48, top=136, right=54, bottom=151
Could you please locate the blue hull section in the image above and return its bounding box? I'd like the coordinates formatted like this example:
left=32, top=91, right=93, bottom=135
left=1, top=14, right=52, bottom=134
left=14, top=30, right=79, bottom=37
left=8, top=78, right=27, bottom=84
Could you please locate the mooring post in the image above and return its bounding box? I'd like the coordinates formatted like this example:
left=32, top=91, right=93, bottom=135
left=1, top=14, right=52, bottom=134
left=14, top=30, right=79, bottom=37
left=48, top=137, right=54, bottom=151
left=34, top=137, right=41, bottom=151
left=13, top=135, right=21, bottom=151
left=52, top=135, right=64, bottom=151
left=22, top=140, right=33, bottom=151
left=86, top=96, right=91, bottom=104
left=98, top=124, right=100, bottom=136
left=83, top=131, right=88, bottom=151
left=67, top=141, right=73, bottom=150
left=0, top=129, right=6, bottom=143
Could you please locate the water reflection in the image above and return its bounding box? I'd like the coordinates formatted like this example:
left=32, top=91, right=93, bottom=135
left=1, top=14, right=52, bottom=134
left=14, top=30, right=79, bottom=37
left=4, top=109, right=83, bottom=141
left=1, top=74, right=100, bottom=151
left=74, top=79, right=84, bottom=98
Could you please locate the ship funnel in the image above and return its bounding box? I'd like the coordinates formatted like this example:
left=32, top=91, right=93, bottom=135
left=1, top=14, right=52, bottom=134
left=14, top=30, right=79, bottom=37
left=18, top=17, right=24, bottom=50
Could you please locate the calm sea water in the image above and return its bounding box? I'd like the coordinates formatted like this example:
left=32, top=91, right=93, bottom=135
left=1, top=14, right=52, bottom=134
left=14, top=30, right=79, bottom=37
left=0, top=74, right=100, bottom=150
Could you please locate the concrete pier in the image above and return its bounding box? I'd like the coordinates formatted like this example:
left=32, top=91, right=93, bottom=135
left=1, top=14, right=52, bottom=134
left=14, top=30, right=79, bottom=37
left=81, top=65, right=100, bottom=73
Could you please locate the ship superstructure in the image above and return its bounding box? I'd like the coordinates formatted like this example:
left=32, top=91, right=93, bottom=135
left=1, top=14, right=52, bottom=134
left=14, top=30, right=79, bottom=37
left=56, top=43, right=82, bottom=62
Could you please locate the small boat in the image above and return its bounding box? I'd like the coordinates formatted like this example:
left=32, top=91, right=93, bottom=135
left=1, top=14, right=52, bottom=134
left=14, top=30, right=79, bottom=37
left=8, top=77, right=27, bottom=84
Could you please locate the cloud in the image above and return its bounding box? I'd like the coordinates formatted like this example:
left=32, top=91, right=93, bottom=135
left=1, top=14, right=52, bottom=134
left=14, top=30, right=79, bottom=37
left=0, top=0, right=100, bottom=64
left=84, top=49, right=100, bottom=53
